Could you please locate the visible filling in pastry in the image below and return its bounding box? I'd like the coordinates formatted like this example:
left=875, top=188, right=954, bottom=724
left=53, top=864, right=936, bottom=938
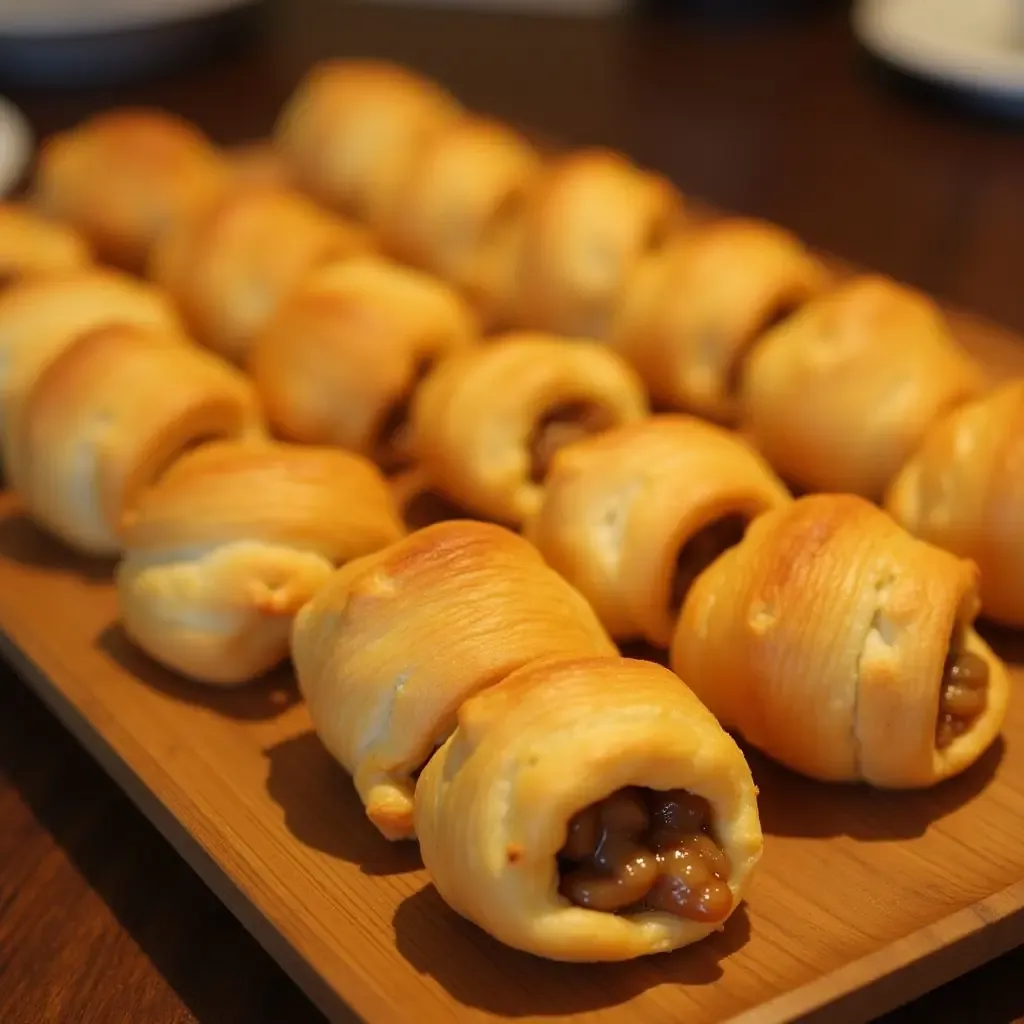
left=670, top=514, right=749, bottom=614
left=723, top=300, right=800, bottom=397
left=558, top=786, right=732, bottom=923
left=936, top=645, right=989, bottom=750
left=529, top=402, right=617, bottom=482
left=401, top=488, right=469, bottom=532
left=374, top=357, right=435, bottom=472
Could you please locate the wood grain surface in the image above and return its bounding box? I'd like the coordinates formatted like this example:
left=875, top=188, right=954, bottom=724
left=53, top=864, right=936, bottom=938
left=3, top=1, right=1024, bottom=1022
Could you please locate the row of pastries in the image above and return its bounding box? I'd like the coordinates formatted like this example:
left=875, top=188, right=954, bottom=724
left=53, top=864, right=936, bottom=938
left=0, top=59, right=1016, bottom=964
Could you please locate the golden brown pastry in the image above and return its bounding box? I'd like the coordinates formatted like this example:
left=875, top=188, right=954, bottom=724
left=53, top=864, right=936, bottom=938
left=224, top=141, right=294, bottom=189
left=885, top=379, right=1024, bottom=628
left=14, top=323, right=262, bottom=556
left=291, top=520, right=617, bottom=840
left=612, top=218, right=829, bottom=424
left=150, top=183, right=371, bottom=365
left=33, top=109, right=227, bottom=272
left=0, top=269, right=183, bottom=490
left=274, top=60, right=462, bottom=230
left=408, top=332, right=649, bottom=525
left=740, top=275, right=987, bottom=499
left=415, top=655, right=763, bottom=962
left=117, top=439, right=404, bottom=686
left=525, top=416, right=791, bottom=647
left=671, top=494, right=1009, bottom=788
left=382, top=117, right=542, bottom=325
left=0, top=203, right=92, bottom=288
left=249, top=255, right=477, bottom=469
left=512, top=149, right=684, bottom=339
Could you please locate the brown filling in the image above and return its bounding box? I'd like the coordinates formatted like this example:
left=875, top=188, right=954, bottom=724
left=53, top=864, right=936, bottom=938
left=936, top=647, right=989, bottom=750
left=670, top=514, right=749, bottom=615
left=723, top=301, right=800, bottom=398
left=402, top=489, right=470, bottom=532
left=528, top=402, right=617, bottom=483
left=558, top=787, right=732, bottom=923
left=374, top=357, right=435, bottom=472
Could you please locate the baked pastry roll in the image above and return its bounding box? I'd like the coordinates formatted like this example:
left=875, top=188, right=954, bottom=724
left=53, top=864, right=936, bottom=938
left=613, top=218, right=829, bottom=424
left=885, top=379, right=1024, bottom=628
left=513, top=149, right=684, bottom=339
left=249, top=256, right=477, bottom=469
left=291, top=520, right=617, bottom=840
left=0, top=203, right=92, bottom=288
left=525, top=416, right=791, bottom=647
left=117, top=439, right=404, bottom=686
left=740, top=275, right=987, bottom=499
left=0, top=269, right=183, bottom=490
left=14, top=323, right=262, bottom=556
left=408, top=332, right=649, bottom=525
left=382, top=117, right=542, bottom=325
left=670, top=493, right=1009, bottom=788
left=150, top=184, right=371, bottom=365
left=275, top=60, right=462, bottom=230
left=415, top=655, right=763, bottom=962
left=33, top=109, right=227, bottom=272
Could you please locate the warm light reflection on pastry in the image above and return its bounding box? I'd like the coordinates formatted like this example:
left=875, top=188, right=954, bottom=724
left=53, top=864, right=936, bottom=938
left=408, top=332, right=649, bottom=525
left=117, top=440, right=404, bottom=686
left=886, top=379, right=1024, bottom=628
left=150, top=184, right=371, bottom=365
left=0, top=269, right=183, bottom=491
left=670, top=494, right=1009, bottom=788
left=248, top=255, right=477, bottom=468
left=33, top=108, right=227, bottom=272
left=513, top=149, right=684, bottom=339
left=14, top=323, right=263, bottom=556
left=740, top=275, right=987, bottom=499
left=274, top=60, right=462, bottom=230
left=291, top=520, right=616, bottom=840
left=613, top=218, right=829, bottom=424
left=525, top=416, right=791, bottom=647
left=0, top=203, right=92, bottom=289
left=415, top=655, right=762, bottom=962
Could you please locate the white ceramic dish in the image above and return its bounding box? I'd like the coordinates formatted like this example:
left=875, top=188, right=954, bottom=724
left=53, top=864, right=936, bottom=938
left=0, top=96, right=31, bottom=198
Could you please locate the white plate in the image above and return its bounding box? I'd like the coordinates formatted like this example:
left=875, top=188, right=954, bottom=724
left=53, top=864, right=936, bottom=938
left=853, top=0, right=1024, bottom=105
left=0, top=0, right=256, bottom=37
left=0, top=96, right=31, bottom=198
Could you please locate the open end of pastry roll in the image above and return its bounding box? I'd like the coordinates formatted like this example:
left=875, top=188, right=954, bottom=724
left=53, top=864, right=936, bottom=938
left=669, top=514, right=749, bottom=616
left=527, top=400, right=620, bottom=483
left=372, top=353, right=439, bottom=472
left=414, top=655, right=762, bottom=962
left=388, top=465, right=472, bottom=531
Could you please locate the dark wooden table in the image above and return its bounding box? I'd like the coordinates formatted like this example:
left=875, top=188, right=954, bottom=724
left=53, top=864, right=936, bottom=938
left=2, top=1, right=1024, bottom=1021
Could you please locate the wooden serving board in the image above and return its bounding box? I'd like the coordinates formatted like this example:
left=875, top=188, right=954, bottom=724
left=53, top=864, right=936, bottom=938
left=3, top=307, right=1024, bottom=1024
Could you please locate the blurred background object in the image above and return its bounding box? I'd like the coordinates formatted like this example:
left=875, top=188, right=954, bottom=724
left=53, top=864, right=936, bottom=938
left=0, top=94, right=30, bottom=195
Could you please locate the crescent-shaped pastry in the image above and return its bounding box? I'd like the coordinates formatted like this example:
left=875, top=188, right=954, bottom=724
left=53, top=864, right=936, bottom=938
left=525, top=416, right=791, bottom=647
left=382, top=117, right=542, bottom=325
left=291, top=520, right=617, bottom=840
left=885, top=379, right=1024, bottom=628
left=612, top=218, right=829, bottom=424
left=740, top=275, right=987, bottom=499
left=14, top=323, right=262, bottom=556
left=0, top=203, right=92, bottom=288
left=0, top=269, right=183, bottom=490
left=408, top=332, right=649, bottom=525
left=415, top=655, right=763, bottom=962
left=249, top=255, right=477, bottom=470
left=512, top=149, right=684, bottom=339
left=150, top=184, right=371, bottom=365
left=33, top=108, right=227, bottom=272
left=117, top=439, right=405, bottom=686
left=274, top=60, right=462, bottom=230
left=670, top=493, right=1009, bottom=788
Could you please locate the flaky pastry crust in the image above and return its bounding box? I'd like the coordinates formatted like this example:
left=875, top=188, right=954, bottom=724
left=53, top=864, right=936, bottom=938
left=0, top=203, right=92, bottom=287
left=415, top=655, right=762, bottom=962
left=249, top=256, right=477, bottom=466
left=885, top=379, right=1024, bottom=627
left=150, top=184, right=371, bottom=365
left=291, top=521, right=616, bottom=840
left=274, top=60, right=462, bottom=230
left=740, top=275, right=987, bottom=499
left=612, top=218, right=829, bottom=424
left=33, top=108, right=227, bottom=272
left=525, top=416, right=791, bottom=647
left=408, top=332, right=649, bottom=525
left=670, top=494, right=1009, bottom=788
left=117, top=439, right=404, bottom=686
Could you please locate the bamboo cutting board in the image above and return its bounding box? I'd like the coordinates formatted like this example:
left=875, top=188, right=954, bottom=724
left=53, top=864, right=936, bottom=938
left=2, top=307, right=1024, bottom=1024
